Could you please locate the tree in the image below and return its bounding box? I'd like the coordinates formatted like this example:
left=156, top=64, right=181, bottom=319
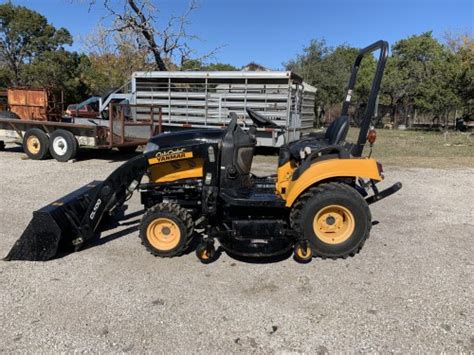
left=390, top=32, right=461, bottom=123
left=85, top=0, right=221, bottom=71
left=180, top=59, right=238, bottom=71
left=21, top=50, right=91, bottom=104
left=81, top=24, right=153, bottom=95
left=285, top=40, right=375, bottom=124
left=444, top=31, right=473, bottom=107
left=0, top=2, right=72, bottom=85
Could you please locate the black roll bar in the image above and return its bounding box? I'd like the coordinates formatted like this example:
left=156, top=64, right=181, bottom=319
left=342, top=40, right=389, bottom=157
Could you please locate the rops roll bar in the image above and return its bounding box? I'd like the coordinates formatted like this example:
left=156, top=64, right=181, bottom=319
left=341, top=40, right=389, bottom=157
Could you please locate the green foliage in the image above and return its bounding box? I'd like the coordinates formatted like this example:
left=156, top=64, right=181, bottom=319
left=287, top=32, right=472, bottom=125
left=181, top=59, right=238, bottom=71
left=388, top=32, right=461, bottom=115
left=452, top=35, right=473, bottom=104
left=285, top=40, right=375, bottom=110
left=82, top=50, right=151, bottom=96
left=22, top=50, right=91, bottom=103
left=0, top=2, right=72, bottom=85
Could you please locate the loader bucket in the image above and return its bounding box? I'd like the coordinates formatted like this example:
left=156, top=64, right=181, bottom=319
left=5, top=154, right=149, bottom=261
left=4, top=181, right=102, bottom=261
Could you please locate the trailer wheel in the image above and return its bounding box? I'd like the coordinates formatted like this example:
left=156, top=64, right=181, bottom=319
left=49, top=129, right=78, bottom=162
left=23, top=128, right=50, bottom=160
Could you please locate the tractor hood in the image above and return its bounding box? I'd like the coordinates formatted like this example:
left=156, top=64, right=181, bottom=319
left=144, top=129, right=225, bottom=153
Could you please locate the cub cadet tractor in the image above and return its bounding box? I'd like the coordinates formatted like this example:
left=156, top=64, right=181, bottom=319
left=5, top=40, right=401, bottom=263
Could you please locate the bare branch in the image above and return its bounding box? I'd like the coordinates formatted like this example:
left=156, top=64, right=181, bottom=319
left=78, top=0, right=222, bottom=70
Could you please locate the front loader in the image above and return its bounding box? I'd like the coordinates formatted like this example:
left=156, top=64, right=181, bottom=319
left=5, top=40, right=401, bottom=263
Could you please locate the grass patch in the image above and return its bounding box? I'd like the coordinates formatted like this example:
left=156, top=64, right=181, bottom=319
left=254, top=129, right=474, bottom=169
left=352, top=129, right=474, bottom=168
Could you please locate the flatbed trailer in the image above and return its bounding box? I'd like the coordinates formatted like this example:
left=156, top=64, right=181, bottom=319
left=0, top=104, right=163, bottom=162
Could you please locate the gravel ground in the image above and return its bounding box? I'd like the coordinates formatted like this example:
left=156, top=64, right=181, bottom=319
left=0, top=144, right=473, bottom=353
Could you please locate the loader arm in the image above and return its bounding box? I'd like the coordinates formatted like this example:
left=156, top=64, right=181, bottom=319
left=74, top=154, right=148, bottom=247
left=5, top=154, right=150, bottom=261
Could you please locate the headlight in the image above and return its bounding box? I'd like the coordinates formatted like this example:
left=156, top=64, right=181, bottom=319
left=144, top=142, right=159, bottom=154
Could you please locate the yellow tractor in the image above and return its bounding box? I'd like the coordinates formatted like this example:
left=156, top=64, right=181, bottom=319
left=5, top=40, right=401, bottom=263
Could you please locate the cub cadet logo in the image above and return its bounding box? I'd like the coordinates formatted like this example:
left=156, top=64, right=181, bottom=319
left=149, top=148, right=193, bottom=164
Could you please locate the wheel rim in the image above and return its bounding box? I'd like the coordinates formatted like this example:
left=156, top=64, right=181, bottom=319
left=313, top=204, right=355, bottom=244
left=52, top=136, right=68, bottom=156
left=26, top=136, right=41, bottom=154
left=200, top=249, right=210, bottom=260
left=146, top=218, right=181, bottom=251
left=296, top=245, right=311, bottom=259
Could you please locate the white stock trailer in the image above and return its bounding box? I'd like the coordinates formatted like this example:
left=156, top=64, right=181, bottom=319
left=124, top=71, right=317, bottom=147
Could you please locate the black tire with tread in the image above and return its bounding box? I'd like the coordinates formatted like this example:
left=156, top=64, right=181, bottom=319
left=196, top=242, right=216, bottom=264
left=293, top=242, right=313, bottom=263
left=290, top=182, right=371, bottom=259
left=23, top=128, right=50, bottom=160
left=49, top=129, right=78, bottom=162
left=139, top=203, right=194, bottom=257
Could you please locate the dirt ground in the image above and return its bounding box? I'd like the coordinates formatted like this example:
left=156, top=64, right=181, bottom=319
left=0, top=144, right=473, bottom=353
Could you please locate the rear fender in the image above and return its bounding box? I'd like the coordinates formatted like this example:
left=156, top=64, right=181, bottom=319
left=284, top=158, right=382, bottom=207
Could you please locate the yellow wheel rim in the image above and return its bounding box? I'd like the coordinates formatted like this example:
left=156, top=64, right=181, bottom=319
left=313, top=205, right=355, bottom=245
left=26, top=136, right=41, bottom=155
left=146, top=218, right=181, bottom=251
left=296, top=245, right=311, bottom=259
left=200, top=249, right=210, bottom=260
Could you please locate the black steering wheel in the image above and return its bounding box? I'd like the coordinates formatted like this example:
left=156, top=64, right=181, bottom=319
left=246, top=108, right=280, bottom=129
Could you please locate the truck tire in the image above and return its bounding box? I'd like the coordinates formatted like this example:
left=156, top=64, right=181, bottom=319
left=0, top=110, right=20, bottom=119
left=290, top=182, right=371, bottom=259
left=23, top=128, right=50, bottom=160
left=49, top=129, right=78, bottom=162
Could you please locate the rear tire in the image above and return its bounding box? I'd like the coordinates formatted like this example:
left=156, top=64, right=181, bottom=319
left=140, top=203, right=194, bottom=257
left=49, top=129, right=78, bottom=162
left=23, top=128, right=50, bottom=160
left=290, top=182, right=371, bottom=259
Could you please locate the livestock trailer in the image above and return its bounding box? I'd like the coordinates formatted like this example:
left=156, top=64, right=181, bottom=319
left=126, top=71, right=316, bottom=147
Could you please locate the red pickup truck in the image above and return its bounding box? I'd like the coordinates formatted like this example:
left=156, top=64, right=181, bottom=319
left=65, top=96, right=101, bottom=119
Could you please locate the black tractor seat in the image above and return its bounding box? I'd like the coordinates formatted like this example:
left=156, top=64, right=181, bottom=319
left=280, top=115, right=350, bottom=164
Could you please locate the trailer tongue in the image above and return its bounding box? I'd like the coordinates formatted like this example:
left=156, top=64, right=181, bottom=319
left=5, top=155, right=148, bottom=261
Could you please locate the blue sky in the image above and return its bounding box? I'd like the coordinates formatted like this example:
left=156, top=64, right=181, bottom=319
left=8, top=0, right=474, bottom=69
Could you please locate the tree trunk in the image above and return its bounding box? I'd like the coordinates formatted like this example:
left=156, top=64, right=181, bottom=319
left=127, top=0, right=168, bottom=71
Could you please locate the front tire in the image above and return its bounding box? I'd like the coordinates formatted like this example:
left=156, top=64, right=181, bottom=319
left=139, top=203, right=194, bottom=257
left=290, top=183, right=371, bottom=259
